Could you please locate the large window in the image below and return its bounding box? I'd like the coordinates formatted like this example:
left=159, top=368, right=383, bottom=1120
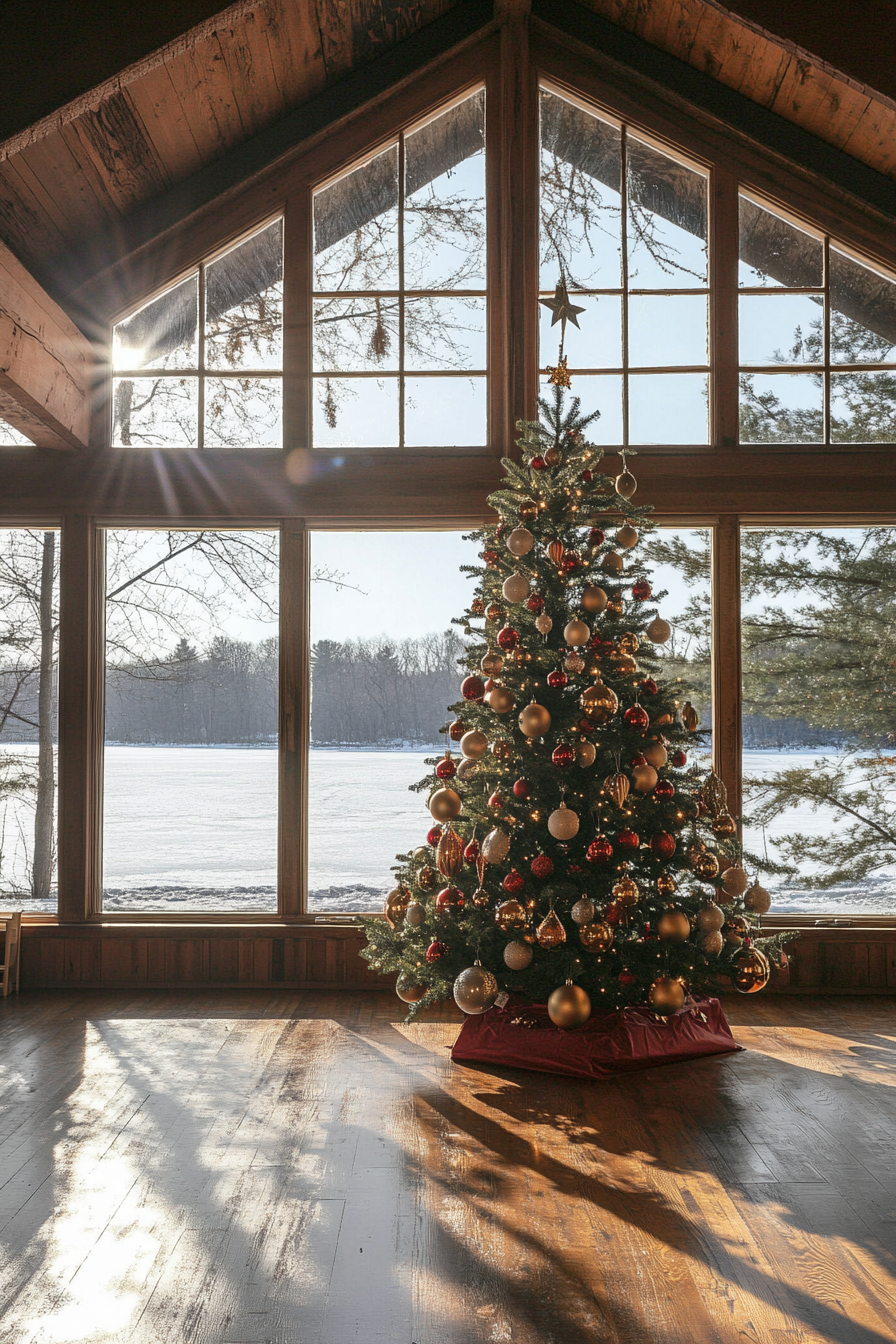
left=102, top=529, right=279, bottom=912
left=111, top=219, right=283, bottom=449
left=0, top=529, right=58, bottom=912
left=539, top=86, right=710, bottom=445
left=311, top=89, right=487, bottom=449
left=739, top=197, right=896, bottom=444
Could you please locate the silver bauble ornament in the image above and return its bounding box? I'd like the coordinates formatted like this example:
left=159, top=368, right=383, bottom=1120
left=615, top=469, right=637, bottom=499
left=482, top=827, right=511, bottom=863
left=548, top=981, right=592, bottom=1028
left=744, top=880, right=772, bottom=914
left=405, top=901, right=426, bottom=927
left=453, top=962, right=500, bottom=1015
left=548, top=803, right=579, bottom=839
left=506, top=527, right=535, bottom=556
left=721, top=864, right=749, bottom=898
left=646, top=617, right=672, bottom=644
left=571, top=897, right=595, bottom=925
left=503, top=940, right=534, bottom=971
left=502, top=572, right=531, bottom=603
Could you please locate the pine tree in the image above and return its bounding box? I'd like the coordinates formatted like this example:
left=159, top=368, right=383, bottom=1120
left=361, top=388, right=789, bottom=1021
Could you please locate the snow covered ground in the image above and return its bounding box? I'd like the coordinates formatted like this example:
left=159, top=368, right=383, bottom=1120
left=1, top=744, right=893, bottom=916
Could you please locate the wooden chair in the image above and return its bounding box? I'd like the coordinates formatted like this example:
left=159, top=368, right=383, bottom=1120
left=1, top=911, right=22, bottom=997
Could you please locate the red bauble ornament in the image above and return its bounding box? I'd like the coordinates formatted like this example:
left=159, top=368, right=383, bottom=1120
left=426, top=939, right=449, bottom=962
left=461, top=675, right=485, bottom=701
left=547, top=668, right=568, bottom=689
left=655, top=780, right=675, bottom=800
left=579, top=469, right=593, bottom=483
left=618, top=828, right=640, bottom=850
left=531, top=855, right=554, bottom=879
left=623, top=705, right=650, bottom=731
left=513, top=778, right=531, bottom=800
left=632, top=579, right=652, bottom=601
left=605, top=903, right=622, bottom=925
left=436, top=757, right=456, bottom=779
left=651, top=831, right=677, bottom=860
left=671, top=750, right=687, bottom=768
left=503, top=869, right=525, bottom=894
left=436, top=886, right=464, bottom=913
left=618, top=968, right=637, bottom=986
left=630, top=754, right=647, bottom=767
left=530, top=455, right=546, bottom=470
left=483, top=549, right=499, bottom=568
left=562, top=554, right=579, bottom=574
left=488, top=791, right=504, bottom=810
left=427, top=825, right=442, bottom=846
left=586, top=838, right=613, bottom=864
left=463, top=839, right=480, bottom=862
left=579, top=717, right=596, bottom=735
left=588, top=528, right=605, bottom=547
left=640, top=678, right=658, bottom=696
left=552, top=743, right=575, bottom=768
left=527, top=594, right=544, bottom=613
left=497, top=626, right=519, bottom=650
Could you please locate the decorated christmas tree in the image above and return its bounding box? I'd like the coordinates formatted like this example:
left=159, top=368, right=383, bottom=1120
left=361, top=339, right=789, bottom=1025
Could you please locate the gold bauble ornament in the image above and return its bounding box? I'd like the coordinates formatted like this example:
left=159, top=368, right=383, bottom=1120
left=417, top=866, right=436, bottom=891
left=723, top=915, right=748, bottom=944
left=693, top=851, right=720, bottom=880
left=488, top=685, right=515, bottom=714
left=612, top=875, right=639, bottom=907
left=642, top=740, right=667, bottom=769
left=448, top=719, right=466, bottom=741
left=607, top=595, right=624, bottom=615
left=470, top=599, right=485, bottom=617
left=646, top=617, right=672, bottom=644
left=744, top=881, right=772, bottom=915
left=535, top=613, right=553, bottom=635
left=472, top=887, right=490, bottom=908
left=503, top=939, right=534, bottom=970
left=631, top=764, right=658, bottom=794
left=506, top=527, right=535, bottom=556
left=492, top=738, right=512, bottom=761
left=437, top=828, right=464, bottom=878
left=696, top=900, right=725, bottom=933
left=482, top=828, right=511, bottom=863
left=495, top=899, right=528, bottom=931
left=519, top=701, right=551, bottom=737
left=396, top=973, right=427, bottom=1004
left=453, top=962, right=499, bottom=1015
left=564, top=651, right=585, bottom=674
left=548, top=981, right=591, bottom=1028
left=701, top=770, right=728, bottom=817
left=486, top=603, right=503, bottom=623
left=681, top=701, right=700, bottom=731
left=732, top=946, right=771, bottom=994
left=615, top=468, right=637, bottom=499
left=712, top=811, right=737, bottom=837
left=618, top=631, right=640, bottom=654
left=604, top=771, right=630, bottom=808
left=481, top=651, right=504, bottom=676
left=457, top=758, right=478, bottom=781
left=571, top=897, right=596, bottom=925
left=581, top=684, right=618, bottom=723
left=721, top=863, right=749, bottom=898
left=602, top=550, right=624, bottom=575
left=616, top=523, right=639, bottom=550
left=536, top=908, right=567, bottom=948
left=580, top=921, right=613, bottom=953
left=564, top=618, right=591, bottom=646
left=544, top=446, right=561, bottom=467
left=519, top=500, right=537, bottom=522
left=576, top=740, right=597, bottom=768
left=700, top=930, right=724, bottom=956
left=657, top=908, right=691, bottom=943
left=384, top=886, right=411, bottom=929
left=502, top=573, right=531, bottom=603
left=460, top=729, right=488, bottom=759
left=429, top=787, right=462, bottom=821
left=612, top=652, right=638, bottom=676
left=581, top=584, right=608, bottom=613
left=648, top=975, right=686, bottom=1015
left=656, top=873, right=677, bottom=896
left=548, top=803, right=580, bottom=840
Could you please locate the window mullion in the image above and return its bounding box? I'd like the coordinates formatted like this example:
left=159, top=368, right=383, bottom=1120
left=711, top=167, right=739, bottom=448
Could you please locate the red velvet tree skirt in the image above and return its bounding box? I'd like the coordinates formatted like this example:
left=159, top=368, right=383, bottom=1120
left=451, top=994, right=742, bottom=1080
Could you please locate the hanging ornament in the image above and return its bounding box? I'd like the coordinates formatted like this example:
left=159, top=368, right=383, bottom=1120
left=545, top=356, right=572, bottom=388
left=535, top=613, right=553, bottom=636
left=681, top=701, right=700, bottom=731
left=506, top=527, right=535, bottom=556
left=607, top=595, right=624, bottom=615
left=580, top=921, right=614, bottom=953
left=546, top=540, right=565, bottom=565
left=530, top=854, right=554, bottom=879
left=492, top=738, right=512, bottom=761
left=425, top=939, right=449, bottom=963
left=564, top=651, right=586, bottom=674
left=612, top=875, right=639, bottom=907
left=580, top=684, right=619, bottom=723
left=486, top=603, right=504, bottom=623
left=616, top=524, right=639, bottom=550
left=406, top=901, right=426, bottom=928
left=651, top=831, right=676, bottom=860
left=632, top=579, right=652, bottom=601
left=527, top=593, right=544, bottom=612
left=657, top=908, right=691, bottom=942
left=470, top=598, right=485, bottom=617
left=460, top=730, right=488, bottom=760
left=436, top=886, right=464, bottom=915
left=448, top=719, right=466, bottom=741
left=604, top=771, right=630, bottom=808
left=576, top=740, right=597, bottom=768
left=617, top=828, right=640, bottom=851
left=564, top=618, right=590, bottom=646
left=721, top=863, right=749, bottom=898
left=502, top=869, right=525, bottom=894
left=519, top=701, right=552, bottom=737
left=551, top=743, right=576, bottom=769
left=615, top=467, right=637, bottom=499
left=548, top=803, right=579, bottom=839
left=504, top=940, right=534, bottom=970
left=581, top=584, right=608, bottom=613
left=472, top=888, right=490, bottom=908
left=641, top=740, right=667, bottom=770
left=436, top=828, right=464, bottom=878
left=518, top=500, right=538, bottom=522
left=481, top=651, right=504, bottom=677
left=623, top=705, right=650, bottom=731
left=648, top=975, right=686, bottom=1015
left=732, top=947, right=771, bottom=994
left=699, top=929, right=723, bottom=955
left=656, top=873, right=677, bottom=896
left=586, top=836, right=613, bottom=864
left=497, top=626, right=519, bottom=651
left=571, top=897, right=596, bottom=925
left=453, top=962, right=499, bottom=1015
left=712, top=811, right=737, bottom=837
left=631, top=763, right=658, bottom=794
left=483, top=548, right=499, bottom=568
left=461, top=675, right=485, bottom=702
left=723, top=916, right=748, bottom=944
left=702, top=771, right=728, bottom=817
left=536, top=908, right=567, bottom=948
left=539, top=276, right=586, bottom=328
left=429, top=788, right=462, bottom=822
left=417, top=865, right=436, bottom=891
left=488, top=685, right=515, bottom=714
left=495, top=899, right=528, bottom=931
left=547, top=668, right=568, bottom=689
left=502, top=573, right=530, bottom=603
left=396, top=973, right=427, bottom=1004
left=435, top=753, right=456, bottom=780
left=427, top=825, right=443, bottom=846
left=618, top=632, right=640, bottom=655
left=655, top=779, right=676, bottom=801
left=646, top=617, right=672, bottom=644
left=744, top=880, right=772, bottom=914
left=512, top=777, right=531, bottom=800
left=384, top=886, right=410, bottom=928
left=482, top=827, right=510, bottom=863
left=693, top=850, right=720, bottom=880
left=611, top=652, right=638, bottom=677
left=696, top=901, right=725, bottom=933
left=530, top=455, right=547, bottom=470
left=456, top=758, right=478, bottom=781
left=548, top=980, right=591, bottom=1028
left=602, top=550, right=624, bottom=575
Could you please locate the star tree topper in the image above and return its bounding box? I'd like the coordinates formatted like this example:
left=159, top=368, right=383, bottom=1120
left=540, top=276, right=584, bottom=386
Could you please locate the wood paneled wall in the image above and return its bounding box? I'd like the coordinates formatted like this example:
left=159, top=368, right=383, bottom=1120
left=15, top=924, right=896, bottom=993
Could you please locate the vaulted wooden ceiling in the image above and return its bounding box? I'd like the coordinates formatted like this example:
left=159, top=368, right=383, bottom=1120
left=1, top=0, right=894, bottom=322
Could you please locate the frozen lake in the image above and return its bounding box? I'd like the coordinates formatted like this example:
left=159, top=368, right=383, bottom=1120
left=0, top=745, right=893, bottom=916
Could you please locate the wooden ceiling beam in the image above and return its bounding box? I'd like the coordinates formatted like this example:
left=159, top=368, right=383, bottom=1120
left=0, top=241, right=95, bottom=451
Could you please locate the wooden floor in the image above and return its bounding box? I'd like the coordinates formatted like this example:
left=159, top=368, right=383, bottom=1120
left=1, top=994, right=895, bottom=1344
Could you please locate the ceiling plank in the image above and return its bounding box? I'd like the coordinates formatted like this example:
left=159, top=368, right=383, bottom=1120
left=0, top=240, right=95, bottom=450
